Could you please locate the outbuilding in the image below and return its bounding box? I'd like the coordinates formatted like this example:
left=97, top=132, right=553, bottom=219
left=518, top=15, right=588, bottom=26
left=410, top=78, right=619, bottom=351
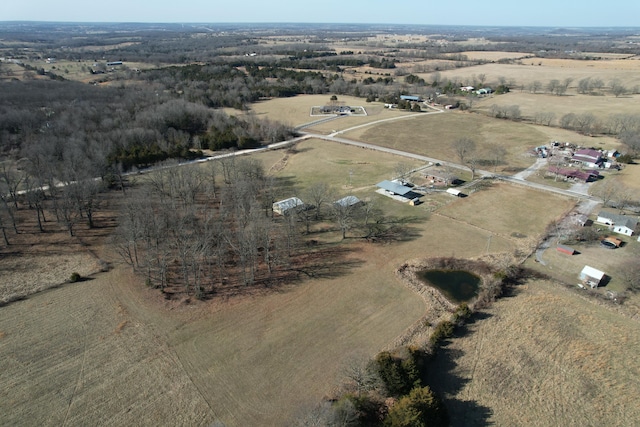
left=556, top=244, right=575, bottom=255
left=579, top=265, right=606, bottom=289
left=446, top=188, right=464, bottom=197
left=334, top=195, right=361, bottom=208
left=272, top=197, right=304, bottom=215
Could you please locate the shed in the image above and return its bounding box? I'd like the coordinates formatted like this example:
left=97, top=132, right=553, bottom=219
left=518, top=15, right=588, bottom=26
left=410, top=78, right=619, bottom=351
left=556, top=244, right=575, bottom=255
left=579, top=265, right=605, bottom=289
left=272, top=197, right=304, bottom=215
left=446, top=188, right=464, bottom=197
left=400, top=95, right=421, bottom=102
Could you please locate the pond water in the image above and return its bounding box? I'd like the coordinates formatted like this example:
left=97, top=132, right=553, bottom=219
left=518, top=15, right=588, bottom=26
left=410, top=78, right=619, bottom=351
left=417, top=269, right=480, bottom=303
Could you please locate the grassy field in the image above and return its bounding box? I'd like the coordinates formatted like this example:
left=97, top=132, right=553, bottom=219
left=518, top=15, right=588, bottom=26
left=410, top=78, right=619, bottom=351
left=475, top=91, right=640, bottom=125
left=343, top=111, right=548, bottom=173
left=247, top=94, right=409, bottom=131
left=429, top=278, right=640, bottom=427
left=430, top=59, right=640, bottom=90
left=439, top=182, right=575, bottom=245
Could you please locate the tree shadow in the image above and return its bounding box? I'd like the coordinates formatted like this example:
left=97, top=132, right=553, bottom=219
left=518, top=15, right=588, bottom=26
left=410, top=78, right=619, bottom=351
left=426, top=337, right=494, bottom=426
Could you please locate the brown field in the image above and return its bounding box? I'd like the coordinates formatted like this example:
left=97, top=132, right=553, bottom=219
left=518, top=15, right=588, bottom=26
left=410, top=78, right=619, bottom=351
left=430, top=278, right=640, bottom=427
left=4, top=46, right=640, bottom=426
left=263, top=138, right=423, bottom=191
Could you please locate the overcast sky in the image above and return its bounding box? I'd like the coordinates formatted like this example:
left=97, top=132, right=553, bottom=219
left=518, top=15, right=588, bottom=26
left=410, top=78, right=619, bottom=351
left=4, top=0, right=640, bottom=27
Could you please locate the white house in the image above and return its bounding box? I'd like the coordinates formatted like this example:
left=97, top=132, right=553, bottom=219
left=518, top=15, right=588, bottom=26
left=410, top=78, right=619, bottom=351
left=596, top=211, right=638, bottom=236
left=579, top=265, right=605, bottom=289
left=272, top=197, right=304, bottom=215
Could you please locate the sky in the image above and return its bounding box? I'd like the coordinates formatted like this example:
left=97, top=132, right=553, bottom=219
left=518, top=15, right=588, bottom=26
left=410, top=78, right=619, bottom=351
left=4, top=0, right=640, bottom=27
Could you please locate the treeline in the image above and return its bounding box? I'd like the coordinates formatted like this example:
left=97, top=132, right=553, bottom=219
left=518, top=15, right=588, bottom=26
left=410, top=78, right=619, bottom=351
left=0, top=79, right=295, bottom=173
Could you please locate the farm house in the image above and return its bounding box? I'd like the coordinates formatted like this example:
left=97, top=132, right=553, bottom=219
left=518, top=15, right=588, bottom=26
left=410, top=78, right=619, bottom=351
left=579, top=265, right=606, bottom=289
left=572, top=148, right=603, bottom=168
left=272, top=197, right=304, bottom=215
left=596, top=211, right=638, bottom=236
left=424, top=169, right=458, bottom=186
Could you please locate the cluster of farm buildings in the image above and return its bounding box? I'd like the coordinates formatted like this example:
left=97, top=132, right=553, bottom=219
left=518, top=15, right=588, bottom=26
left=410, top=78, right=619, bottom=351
left=558, top=209, right=639, bottom=291
left=540, top=142, right=621, bottom=182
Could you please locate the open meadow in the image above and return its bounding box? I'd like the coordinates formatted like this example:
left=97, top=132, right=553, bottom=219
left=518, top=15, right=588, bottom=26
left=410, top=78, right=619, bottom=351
left=429, top=278, right=640, bottom=427
left=475, top=91, right=640, bottom=126
left=430, top=58, right=640, bottom=90
left=344, top=111, right=548, bottom=173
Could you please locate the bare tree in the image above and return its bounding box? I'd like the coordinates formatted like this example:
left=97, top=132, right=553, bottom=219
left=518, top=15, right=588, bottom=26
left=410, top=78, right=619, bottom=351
left=593, top=180, right=619, bottom=207
left=529, top=80, right=542, bottom=93
left=0, top=162, right=23, bottom=210
left=574, top=113, right=597, bottom=135
left=307, top=182, right=331, bottom=220
left=394, top=162, right=412, bottom=181
left=610, top=79, right=627, bottom=97
left=452, top=137, right=479, bottom=180
left=485, top=143, right=507, bottom=173
left=331, top=197, right=360, bottom=240
left=618, top=258, right=640, bottom=292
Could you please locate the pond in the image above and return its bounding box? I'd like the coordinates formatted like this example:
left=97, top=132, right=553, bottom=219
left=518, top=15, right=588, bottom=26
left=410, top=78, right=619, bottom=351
left=417, top=269, right=481, bottom=303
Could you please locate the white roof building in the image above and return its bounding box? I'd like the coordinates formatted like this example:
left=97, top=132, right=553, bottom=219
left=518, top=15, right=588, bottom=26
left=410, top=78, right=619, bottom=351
left=272, top=197, right=304, bottom=215
left=579, top=265, right=605, bottom=289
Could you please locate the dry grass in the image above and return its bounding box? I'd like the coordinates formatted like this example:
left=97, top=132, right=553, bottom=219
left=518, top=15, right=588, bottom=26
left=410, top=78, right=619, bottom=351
left=248, top=94, right=385, bottom=128
left=261, top=138, right=423, bottom=192
left=439, top=182, right=575, bottom=244
left=475, top=91, right=640, bottom=125
left=458, top=51, right=533, bottom=61
left=430, top=59, right=640, bottom=89
left=429, top=279, right=640, bottom=427
left=346, top=112, right=548, bottom=173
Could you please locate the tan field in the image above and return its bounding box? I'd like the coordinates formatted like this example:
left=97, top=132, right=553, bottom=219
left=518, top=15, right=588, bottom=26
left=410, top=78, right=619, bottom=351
left=458, top=51, right=533, bottom=61
left=430, top=278, right=640, bottom=427
left=475, top=91, right=640, bottom=125
left=344, top=111, right=549, bottom=173
left=430, top=60, right=640, bottom=90
left=1, top=138, right=581, bottom=426
left=248, top=94, right=406, bottom=129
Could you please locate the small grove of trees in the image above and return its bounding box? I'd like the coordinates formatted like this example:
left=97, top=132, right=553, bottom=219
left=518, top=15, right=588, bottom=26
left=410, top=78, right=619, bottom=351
left=489, top=104, right=521, bottom=120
